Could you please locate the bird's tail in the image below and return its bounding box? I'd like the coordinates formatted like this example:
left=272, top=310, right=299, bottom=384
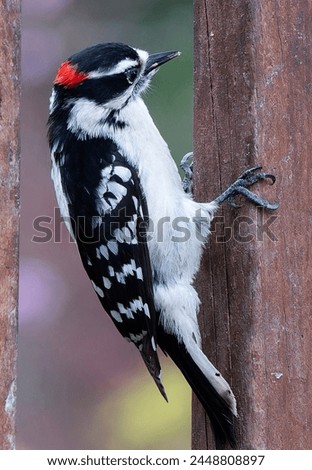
left=158, top=328, right=237, bottom=449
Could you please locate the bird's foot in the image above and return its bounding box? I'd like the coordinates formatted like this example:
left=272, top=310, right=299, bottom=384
left=180, top=152, right=193, bottom=194
left=213, top=166, right=279, bottom=210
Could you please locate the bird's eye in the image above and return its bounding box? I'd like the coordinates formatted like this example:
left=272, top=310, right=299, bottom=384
left=126, top=67, right=139, bottom=85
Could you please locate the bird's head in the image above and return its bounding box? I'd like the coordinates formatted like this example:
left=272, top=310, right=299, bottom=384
left=50, top=42, right=180, bottom=112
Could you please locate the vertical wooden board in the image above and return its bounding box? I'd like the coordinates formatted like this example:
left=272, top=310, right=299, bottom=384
left=193, top=0, right=312, bottom=449
left=0, top=0, right=21, bottom=450
left=249, top=1, right=312, bottom=449
left=193, top=0, right=259, bottom=449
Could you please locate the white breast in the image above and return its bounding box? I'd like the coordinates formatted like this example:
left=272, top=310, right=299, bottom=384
left=112, top=99, right=216, bottom=284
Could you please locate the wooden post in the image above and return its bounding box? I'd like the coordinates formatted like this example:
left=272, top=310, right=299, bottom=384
left=0, top=0, right=21, bottom=449
left=193, top=0, right=312, bottom=449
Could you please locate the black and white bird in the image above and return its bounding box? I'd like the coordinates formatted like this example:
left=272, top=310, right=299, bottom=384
left=48, top=42, right=278, bottom=448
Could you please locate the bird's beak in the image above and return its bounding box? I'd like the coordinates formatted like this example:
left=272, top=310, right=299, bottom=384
left=144, top=50, right=181, bottom=75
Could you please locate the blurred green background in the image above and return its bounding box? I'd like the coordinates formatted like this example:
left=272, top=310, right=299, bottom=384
left=19, top=0, right=193, bottom=449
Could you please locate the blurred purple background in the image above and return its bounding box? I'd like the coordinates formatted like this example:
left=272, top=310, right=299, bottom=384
left=18, top=0, right=193, bottom=449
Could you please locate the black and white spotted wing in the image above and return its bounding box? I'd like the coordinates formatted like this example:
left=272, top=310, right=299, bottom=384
left=54, top=136, right=166, bottom=399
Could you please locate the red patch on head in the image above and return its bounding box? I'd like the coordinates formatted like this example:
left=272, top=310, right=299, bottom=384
left=54, top=61, right=88, bottom=88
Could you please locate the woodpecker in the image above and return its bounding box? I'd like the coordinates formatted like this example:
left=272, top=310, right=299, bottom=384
left=48, top=42, right=278, bottom=448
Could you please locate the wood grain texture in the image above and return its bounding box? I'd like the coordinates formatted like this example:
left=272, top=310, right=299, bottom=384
left=0, top=0, right=21, bottom=450
left=193, top=0, right=312, bottom=449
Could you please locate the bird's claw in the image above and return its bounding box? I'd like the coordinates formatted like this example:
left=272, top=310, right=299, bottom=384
left=236, top=166, right=276, bottom=187
left=180, top=152, right=193, bottom=194
left=214, top=166, right=279, bottom=210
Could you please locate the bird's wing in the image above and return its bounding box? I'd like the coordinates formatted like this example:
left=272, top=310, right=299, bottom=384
left=59, top=140, right=166, bottom=399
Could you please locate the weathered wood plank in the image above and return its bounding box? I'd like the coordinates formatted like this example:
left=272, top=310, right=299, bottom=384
left=0, top=0, right=21, bottom=450
left=193, top=0, right=312, bottom=449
